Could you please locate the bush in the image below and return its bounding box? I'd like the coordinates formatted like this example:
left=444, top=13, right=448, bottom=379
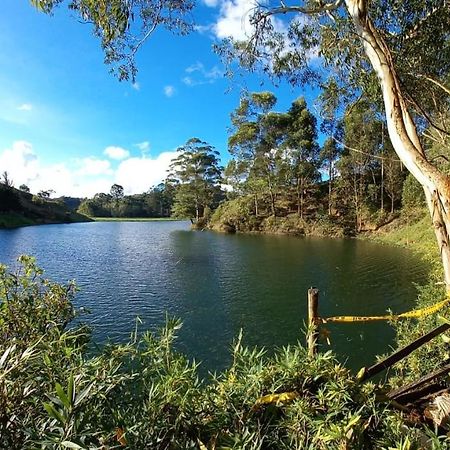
left=0, top=186, right=20, bottom=213
left=210, top=196, right=262, bottom=232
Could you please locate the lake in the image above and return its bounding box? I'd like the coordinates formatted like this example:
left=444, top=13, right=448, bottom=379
left=0, top=220, right=428, bottom=374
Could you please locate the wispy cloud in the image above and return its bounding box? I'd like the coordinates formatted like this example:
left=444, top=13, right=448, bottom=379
left=182, top=62, right=224, bottom=86
left=135, top=141, right=150, bottom=153
left=194, top=24, right=215, bottom=34
left=17, top=103, right=33, bottom=111
left=104, top=146, right=130, bottom=160
left=202, top=0, right=220, bottom=6
left=207, top=0, right=288, bottom=43
left=132, top=82, right=140, bottom=91
left=164, top=85, right=176, bottom=97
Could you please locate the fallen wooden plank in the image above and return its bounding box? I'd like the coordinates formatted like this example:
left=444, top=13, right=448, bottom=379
left=359, top=323, right=450, bottom=382
left=388, top=362, right=450, bottom=401
left=390, top=382, right=445, bottom=405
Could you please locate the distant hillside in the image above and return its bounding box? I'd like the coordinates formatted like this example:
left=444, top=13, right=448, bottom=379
left=56, top=196, right=84, bottom=211
left=0, top=185, right=92, bottom=228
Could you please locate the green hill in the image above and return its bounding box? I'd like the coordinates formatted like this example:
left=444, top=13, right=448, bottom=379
left=0, top=185, right=92, bottom=228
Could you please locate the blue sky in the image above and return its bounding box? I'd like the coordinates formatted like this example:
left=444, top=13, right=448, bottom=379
left=0, top=0, right=318, bottom=197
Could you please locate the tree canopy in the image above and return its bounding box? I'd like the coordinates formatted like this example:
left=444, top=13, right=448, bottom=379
left=168, top=138, right=223, bottom=222
left=31, top=0, right=194, bottom=80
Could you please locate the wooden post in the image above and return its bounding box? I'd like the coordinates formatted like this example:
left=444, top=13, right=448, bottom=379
left=307, top=288, right=319, bottom=356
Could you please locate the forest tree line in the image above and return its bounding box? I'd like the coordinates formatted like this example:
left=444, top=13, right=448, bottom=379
left=1, top=92, right=426, bottom=233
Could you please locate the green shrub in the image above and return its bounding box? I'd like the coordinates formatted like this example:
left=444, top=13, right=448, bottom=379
left=210, top=196, right=262, bottom=232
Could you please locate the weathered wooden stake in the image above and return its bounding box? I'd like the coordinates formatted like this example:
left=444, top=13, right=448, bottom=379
left=307, top=288, right=319, bottom=356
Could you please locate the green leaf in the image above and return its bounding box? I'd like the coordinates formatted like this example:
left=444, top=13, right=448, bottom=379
left=55, top=383, right=70, bottom=409
left=43, top=402, right=65, bottom=425
left=0, top=345, right=15, bottom=368
left=74, top=382, right=93, bottom=407
left=61, top=441, right=85, bottom=449
left=68, top=373, right=75, bottom=404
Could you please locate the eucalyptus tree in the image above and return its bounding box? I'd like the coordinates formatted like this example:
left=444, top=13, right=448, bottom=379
left=168, top=138, right=222, bottom=222
left=320, top=138, right=340, bottom=216
left=110, top=183, right=125, bottom=200
left=383, top=150, right=404, bottom=213
left=338, top=101, right=384, bottom=229
left=31, top=0, right=194, bottom=81
left=228, top=92, right=286, bottom=217
left=282, top=97, right=320, bottom=219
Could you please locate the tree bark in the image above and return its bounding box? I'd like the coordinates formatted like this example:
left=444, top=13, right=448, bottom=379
left=267, top=174, right=276, bottom=217
left=381, top=123, right=385, bottom=212
left=345, top=0, right=450, bottom=290
left=328, top=161, right=333, bottom=216
left=300, top=178, right=305, bottom=220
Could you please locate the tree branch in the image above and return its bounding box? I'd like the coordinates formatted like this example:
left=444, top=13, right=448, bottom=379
left=416, top=74, right=450, bottom=97
left=332, top=137, right=401, bottom=162
left=405, top=90, right=450, bottom=138
left=260, top=0, right=343, bottom=17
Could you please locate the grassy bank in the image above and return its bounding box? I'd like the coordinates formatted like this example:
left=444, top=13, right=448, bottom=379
left=0, top=210, right=91, bottom=229
left=0, top=212, right=36, bottom=228
left=367, top=208, right=444, bottom=294
left=368, top=209, right=439, bottom=269
left=209, top=196, right=350, bottom=237
left=0, top=186, right=92, bottom=229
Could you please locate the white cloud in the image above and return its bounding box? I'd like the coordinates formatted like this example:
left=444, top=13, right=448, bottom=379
left=17, top=103, right=33, bottom=111
left=183, top=62, right=224, bottom=86
left=203, top=0, right=220, bottom=6
left=75, top=157, right=113, bottom=177
left=164, top=85, right=175, bottom=97
left=0, top=141, right=177, bottom=198
left=132, top=82, right=140, bottom=91
left=214, top=0, right=258, bottom=41
left=212, top=0, right=288, bottom=43
left=194, top=24, right=215, bottom=34
left=115, top=152, right=177, bottom=193
left=0, top=141, right=114, bottom=197
left=135, top=141, right=150, bottom=152
left=104, top=146, right=130, bottom=160
left=0, top=141, right=38, bottom=185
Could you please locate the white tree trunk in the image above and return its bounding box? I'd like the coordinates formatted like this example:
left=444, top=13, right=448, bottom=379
left=345, top=0, right=450, bottom=290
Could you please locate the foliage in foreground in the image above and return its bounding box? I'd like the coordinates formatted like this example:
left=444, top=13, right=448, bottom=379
left=0, top=257, right=448, bottom=449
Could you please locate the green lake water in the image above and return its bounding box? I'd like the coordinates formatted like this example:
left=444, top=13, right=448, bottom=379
left=0, top=221, right=428, bottom=373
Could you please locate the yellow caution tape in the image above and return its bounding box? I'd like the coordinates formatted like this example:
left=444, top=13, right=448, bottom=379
left=253, top=391, right=299, bottom=407
left=322, top=297, right=450, bottom=323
